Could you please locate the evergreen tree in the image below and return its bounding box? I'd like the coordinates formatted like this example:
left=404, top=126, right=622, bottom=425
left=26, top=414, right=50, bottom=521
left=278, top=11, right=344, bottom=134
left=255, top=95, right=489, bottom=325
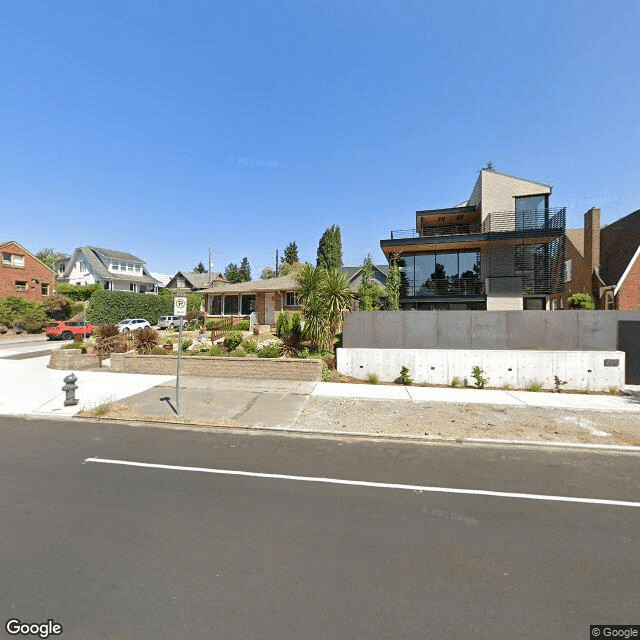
left=282, top=241, right=299, bottom=265
left=239, top=257, right=251, bottom=282
left=224, top=263, right=242, bottom=283
left=385, top=256, right=401, bottom=310
left=316, top=225, right=342, bottom=270
left=193, top=261, right=206, bottom=273
left=356, top=256, right=379, bottom=311
left=260, top=267, right=277, bottom=279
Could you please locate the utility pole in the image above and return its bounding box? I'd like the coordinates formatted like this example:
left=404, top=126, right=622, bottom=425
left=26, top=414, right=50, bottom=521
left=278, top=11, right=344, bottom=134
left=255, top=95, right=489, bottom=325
left=275, top=249, right=279, bottom=276
left=208, top=248, right=212, bottom=285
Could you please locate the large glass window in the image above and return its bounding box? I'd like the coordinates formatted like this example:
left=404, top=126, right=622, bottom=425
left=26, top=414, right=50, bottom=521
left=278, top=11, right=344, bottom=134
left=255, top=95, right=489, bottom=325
left=241, top=294, right=256, bottom=315
left=209, top=295, right=222, bottom=315
left=515, top=194, right=547, bottom=229
left=223, top=295, right=238, bottom=315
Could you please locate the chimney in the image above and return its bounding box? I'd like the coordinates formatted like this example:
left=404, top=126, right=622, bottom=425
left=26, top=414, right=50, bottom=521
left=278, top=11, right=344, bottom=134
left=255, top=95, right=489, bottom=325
left=584, top=207, right=601, bottom=275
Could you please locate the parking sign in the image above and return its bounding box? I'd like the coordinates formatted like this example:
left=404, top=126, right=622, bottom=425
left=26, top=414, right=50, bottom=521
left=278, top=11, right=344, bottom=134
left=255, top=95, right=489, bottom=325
left=174, top=297, right=187, bottom=316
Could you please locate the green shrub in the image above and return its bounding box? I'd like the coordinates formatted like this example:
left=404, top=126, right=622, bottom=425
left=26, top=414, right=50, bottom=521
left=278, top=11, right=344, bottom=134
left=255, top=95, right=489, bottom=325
left=62, top=341, right=85, bottom=350
left=181, top=339, right=193, bottom=351
left=224, top=331, right=243, bottom=351
left=471, top=366, right=488, bottom=389
left=56, top=283, right=101, bottom=301
left=187, top=293, right=203, bottom=313
left=208, top=345, right=224, bottom=356
left=241, top=339, right=257, bottom=353
left=291, top=312, right=303, bottom=339
left=0, top=296, right=47, bottom=332
left=206, top=319, right=215, bottom=331
left=150, top=347, right=165, bottom=355
left=86, top=289, right=172, bottom=325
left=229, top=349, right=246, bottom=357
left=322, top=362, right=332, bottom=381
left=451, top=376, right=464, bottom=388
left=274, top=311, right=291, bottom=337
left=257, top=341, right=282, bottom=358
left=367, top=373, right=378, bottom=384
left=298, top=347, right=311, bottom=359
left=69, top=302, right=85, bottom=317
left=399, top=366, right=412, bottom=385
left=527, top=380, right=543, bottom=392
left=234, top=319, right=250, bottom=331
left=568, top=292, right=595, bottom=310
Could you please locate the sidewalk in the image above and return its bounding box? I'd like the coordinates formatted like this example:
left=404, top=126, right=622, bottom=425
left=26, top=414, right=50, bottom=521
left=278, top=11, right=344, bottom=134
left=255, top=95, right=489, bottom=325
left=1, top=352, right=638, bottom=449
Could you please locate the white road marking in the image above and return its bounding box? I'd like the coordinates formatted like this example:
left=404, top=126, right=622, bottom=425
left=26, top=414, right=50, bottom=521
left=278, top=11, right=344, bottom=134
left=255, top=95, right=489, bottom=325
left=84, top=457, right=640, bottom=509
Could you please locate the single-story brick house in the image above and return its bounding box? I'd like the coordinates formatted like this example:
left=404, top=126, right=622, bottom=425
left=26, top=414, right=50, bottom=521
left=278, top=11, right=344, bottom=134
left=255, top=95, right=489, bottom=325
left=201, top=275, right=301, bottom=325
left=0, top=241, right=54, bottom=301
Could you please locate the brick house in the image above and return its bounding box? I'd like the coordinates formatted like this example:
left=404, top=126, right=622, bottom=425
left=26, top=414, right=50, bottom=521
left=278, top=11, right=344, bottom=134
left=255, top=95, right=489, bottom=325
left=201, top=275, right=301, bottom=325
left=0, top=241, right=54, bottom=301
left=380, top=168, right=566, bottom=310
left=549, top=207, right=640, bottom=310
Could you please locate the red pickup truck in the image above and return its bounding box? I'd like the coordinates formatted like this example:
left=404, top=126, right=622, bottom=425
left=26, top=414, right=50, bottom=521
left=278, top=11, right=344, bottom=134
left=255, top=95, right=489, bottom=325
left=46, top=321, right=95, bottom=341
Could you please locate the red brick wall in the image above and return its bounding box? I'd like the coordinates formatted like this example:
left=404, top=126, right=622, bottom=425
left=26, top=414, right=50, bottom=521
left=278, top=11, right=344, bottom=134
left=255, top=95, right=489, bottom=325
left=0, top=242, right=54, bottom=301
left=549, top=235, right=591, bottom=309
left=616, top=251, right=640, bottom=310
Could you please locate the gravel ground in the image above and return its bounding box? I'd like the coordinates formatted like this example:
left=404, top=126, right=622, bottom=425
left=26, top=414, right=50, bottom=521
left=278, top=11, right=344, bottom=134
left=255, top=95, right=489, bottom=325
left=293, top=396, right=640, bottom=446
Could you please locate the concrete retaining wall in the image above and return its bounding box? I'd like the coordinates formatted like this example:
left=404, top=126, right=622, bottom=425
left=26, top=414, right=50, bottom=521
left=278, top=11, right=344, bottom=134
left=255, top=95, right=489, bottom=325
left=109, top=353, right=322, bottom=381
left=337, top=348, right=625, bottom=391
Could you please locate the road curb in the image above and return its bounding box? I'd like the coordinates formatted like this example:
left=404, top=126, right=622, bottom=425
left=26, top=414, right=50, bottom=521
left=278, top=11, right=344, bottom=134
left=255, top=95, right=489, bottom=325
left=48, top=412, right=640, bottom=455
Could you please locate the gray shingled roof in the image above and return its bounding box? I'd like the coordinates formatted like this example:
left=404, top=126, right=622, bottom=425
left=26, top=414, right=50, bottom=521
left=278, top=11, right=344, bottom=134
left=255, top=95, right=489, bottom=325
left=201, top=275, right=300, bottom=294
left=59, top=246, right=160, bottom=284
left=342, top=264, right=389, bottom=281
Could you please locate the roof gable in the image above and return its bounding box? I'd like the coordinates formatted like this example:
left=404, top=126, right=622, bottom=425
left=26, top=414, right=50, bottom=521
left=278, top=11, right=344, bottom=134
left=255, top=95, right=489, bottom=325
left=0, top=241, right=54, bottom=274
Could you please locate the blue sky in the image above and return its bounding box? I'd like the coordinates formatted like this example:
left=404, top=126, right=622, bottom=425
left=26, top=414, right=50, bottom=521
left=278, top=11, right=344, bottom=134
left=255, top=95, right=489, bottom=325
left=1, top=0, right=639, bottom=278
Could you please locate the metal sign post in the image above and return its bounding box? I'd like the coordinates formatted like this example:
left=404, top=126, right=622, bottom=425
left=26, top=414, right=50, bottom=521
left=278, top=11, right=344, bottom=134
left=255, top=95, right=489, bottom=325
left=173, top=297, right=187, bottom=417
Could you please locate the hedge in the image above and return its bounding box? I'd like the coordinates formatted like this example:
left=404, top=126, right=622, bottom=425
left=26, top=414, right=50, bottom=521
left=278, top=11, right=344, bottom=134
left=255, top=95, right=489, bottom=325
left=86, top=289, right=173, bottom=324
left=0, top=296, right=48, bottom=332
left=56, top=283, right=101, bottom=301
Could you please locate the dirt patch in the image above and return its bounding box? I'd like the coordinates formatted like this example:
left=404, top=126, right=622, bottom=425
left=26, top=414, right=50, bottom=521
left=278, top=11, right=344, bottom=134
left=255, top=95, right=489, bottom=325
left=293, top=397, right=640, bottom=446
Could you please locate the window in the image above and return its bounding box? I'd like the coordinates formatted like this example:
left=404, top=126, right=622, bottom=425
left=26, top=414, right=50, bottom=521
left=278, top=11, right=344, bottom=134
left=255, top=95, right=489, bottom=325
left=15, top=281, right=28, bottom=291
left=130, top=283, right=136, bottom=292
left=3, top=253, right=25, bottom=267
left=515, top=194, right=548, bottom=230
left=104, top=282, right=110, bottom=290
left=177, top=278, right=186, bottom=288
left=209, top=295, right=222, bottom=315
left=127, top=263, right=133, bottom=272
left=223, top=295, right=238, bottom=315
left=286, top=292, right=300, bottom=307
left=564, top=259, right=572, bottom=282
left=241, top=294, right=256, bottom=315
left=41, top=284, right=49, bottom=296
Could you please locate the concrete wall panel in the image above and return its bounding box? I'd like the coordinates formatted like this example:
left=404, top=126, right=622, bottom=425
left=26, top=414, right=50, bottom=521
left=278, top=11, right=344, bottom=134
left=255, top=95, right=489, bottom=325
left=373, top=312, right=405, bottom=349
left=507, top=312, right=544, bottom=349
left=471, top=311, right=508, bottom=349
left=543, top=311, right=580, bottom=350
left=578, top=312, right=616, bottom=350
left=437, top=312, right=472, bottom=349
left=404, top=312, right=438, bottom=349
left=343, top=312, right=374, bottom=348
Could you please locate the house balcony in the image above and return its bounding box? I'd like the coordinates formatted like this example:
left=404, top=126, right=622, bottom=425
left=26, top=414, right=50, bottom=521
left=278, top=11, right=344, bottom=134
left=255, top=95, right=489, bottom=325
left=401, top=277, right=485, bottom=298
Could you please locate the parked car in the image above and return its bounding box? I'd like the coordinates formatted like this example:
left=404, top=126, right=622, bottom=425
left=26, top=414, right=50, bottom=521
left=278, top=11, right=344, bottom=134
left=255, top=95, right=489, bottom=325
left=46, top=321, right=95, bottom=341
left=117, top=318, right=151, bottom=333
left=157, top=315, right=186, bottom=330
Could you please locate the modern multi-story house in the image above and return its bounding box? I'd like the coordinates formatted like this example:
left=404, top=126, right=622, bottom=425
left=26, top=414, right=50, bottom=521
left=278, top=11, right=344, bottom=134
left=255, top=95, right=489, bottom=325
left=0, top=241, right=54, bottom=301
left=55, top=246, right=161, bottom=294
left=380, top=168, right=566, bottom=310
left=550, top=207, right=640, bottom=310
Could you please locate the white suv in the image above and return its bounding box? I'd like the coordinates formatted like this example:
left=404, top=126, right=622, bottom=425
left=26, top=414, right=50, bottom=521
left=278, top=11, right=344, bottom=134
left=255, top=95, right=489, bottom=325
left=117, top=318, right=151, bottom=332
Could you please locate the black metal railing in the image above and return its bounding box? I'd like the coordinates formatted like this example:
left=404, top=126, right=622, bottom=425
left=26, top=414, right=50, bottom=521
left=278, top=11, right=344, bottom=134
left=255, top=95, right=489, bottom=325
left=389, top=208, right=566, bottom=240
left=400, top=277, right=485, bottom=297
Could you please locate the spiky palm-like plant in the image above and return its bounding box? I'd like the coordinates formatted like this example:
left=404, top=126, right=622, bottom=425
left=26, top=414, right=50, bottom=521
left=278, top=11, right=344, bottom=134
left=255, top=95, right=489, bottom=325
left=302, top=289, right=329, bottom=351
left=322, top=268, right=353, bottom=336
left=133, top=327, right=160, bottom=355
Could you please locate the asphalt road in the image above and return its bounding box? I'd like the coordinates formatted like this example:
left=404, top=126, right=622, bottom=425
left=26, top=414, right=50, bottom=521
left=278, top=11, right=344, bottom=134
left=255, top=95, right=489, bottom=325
left=1, top=416, right=639, bottom=639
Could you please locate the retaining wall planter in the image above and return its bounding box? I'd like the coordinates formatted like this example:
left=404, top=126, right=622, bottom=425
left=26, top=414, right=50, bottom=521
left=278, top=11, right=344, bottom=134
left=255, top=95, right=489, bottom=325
left=49, top=350, right=100, bottom=370
left=109, top=352, right=322, bottom=381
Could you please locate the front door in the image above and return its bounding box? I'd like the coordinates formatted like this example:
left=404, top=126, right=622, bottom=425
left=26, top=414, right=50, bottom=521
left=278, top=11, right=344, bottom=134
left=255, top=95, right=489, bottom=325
left=264, top=294, right=275, bottom=325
